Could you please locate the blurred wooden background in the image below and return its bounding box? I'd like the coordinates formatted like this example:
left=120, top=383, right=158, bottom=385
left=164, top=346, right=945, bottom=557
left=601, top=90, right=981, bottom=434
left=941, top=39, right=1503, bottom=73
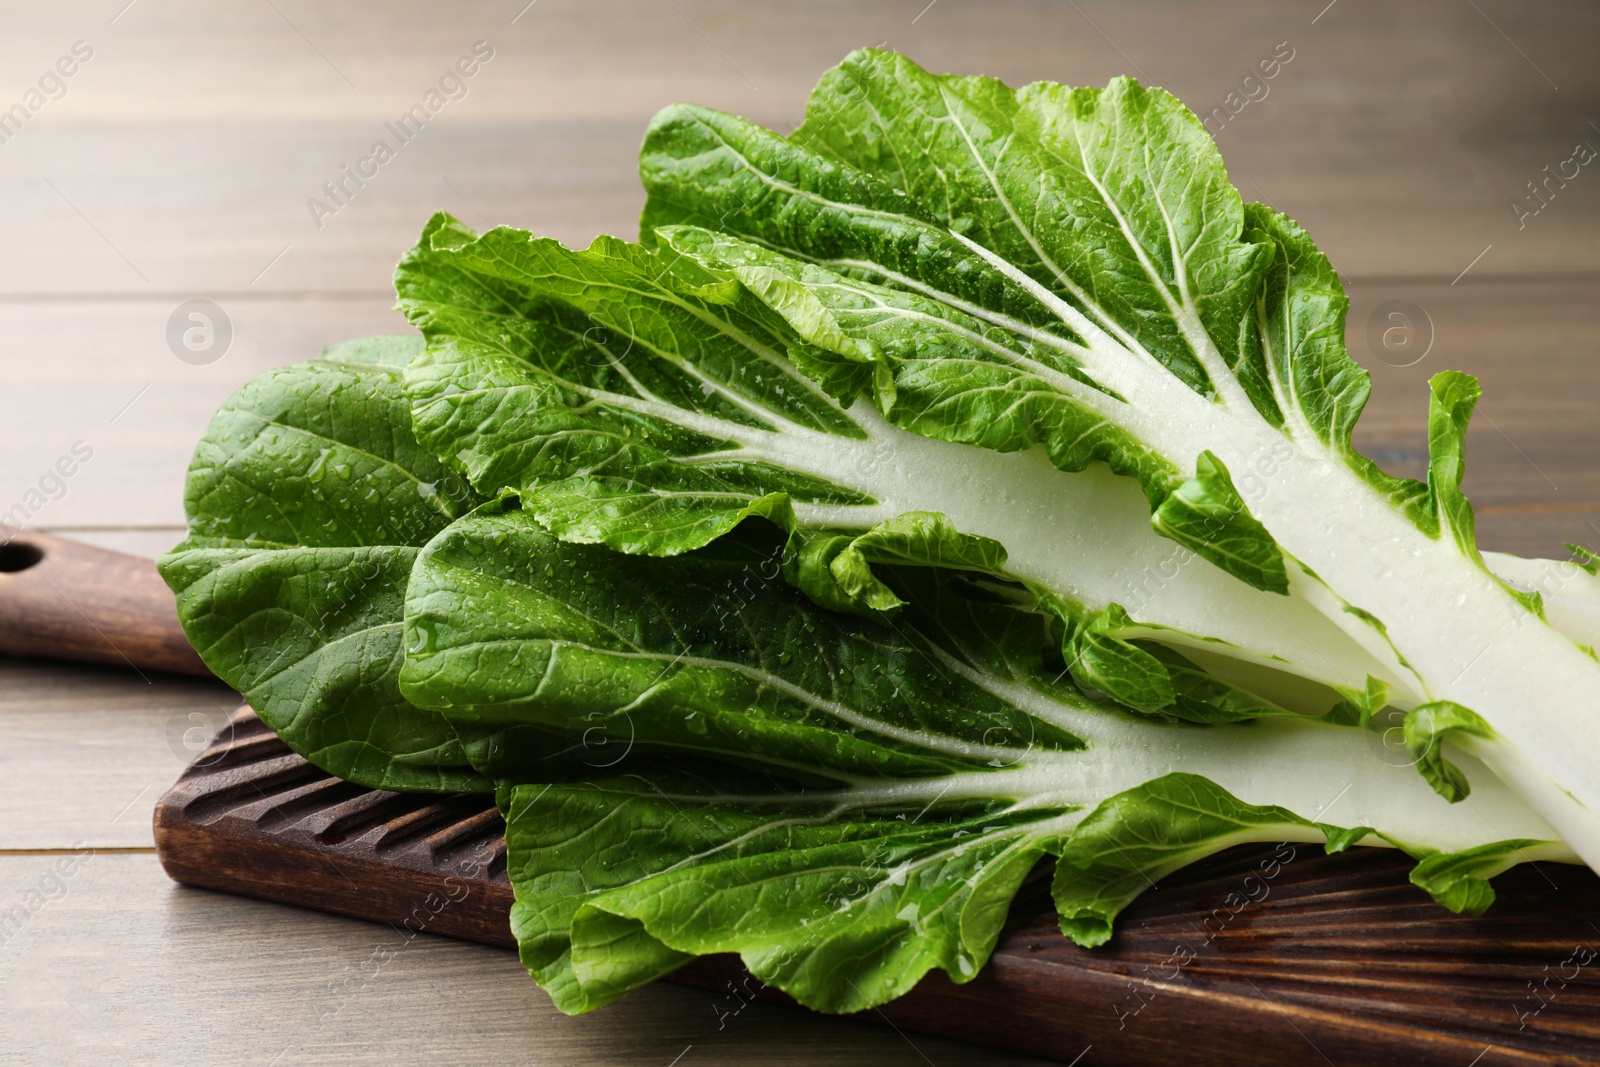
left=1, top=2, right=1596, bottom=1064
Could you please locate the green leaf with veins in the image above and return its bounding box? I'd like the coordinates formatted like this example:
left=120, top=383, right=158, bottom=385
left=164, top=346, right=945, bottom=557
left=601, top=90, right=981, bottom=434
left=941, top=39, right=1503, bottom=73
left=401, top=500, right=1073, bottom=776
left=394, top=210, right=1407, bottom=725
left=395, top=212, right=873, bottom=556
left=1062, top=605, right=1301, bottom=724
left=649, top=221, right=1171, bottom=500
left=638, top=49, right=1600, bottom=865
left=400, top=503, right=1566, bottom=1013
left=1243, top=204, right=1432, bottom=522
left=785, top=511, right=1011, bottom=616
left=1051, top=773, right=1371, bottom=948
left=1425, top=370, right=1543, bottom=616
left=1068, top=626, right=1175, bottom=714
left=505, top=770, right=1065, bottom=1014
left=1403, top=700, right=1498, bottom=803
left=1405, top=838, right=1568, bottom=916
left=1151, top=450, right=1287, bottom=595
left=158, top=337, right=490, bottom=792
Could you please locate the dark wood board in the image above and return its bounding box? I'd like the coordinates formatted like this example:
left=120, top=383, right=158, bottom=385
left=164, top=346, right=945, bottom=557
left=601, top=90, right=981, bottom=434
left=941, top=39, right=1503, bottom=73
left=0, top=533, right=208, bottom=677
left=155, top=705, right=1600, bottom=1067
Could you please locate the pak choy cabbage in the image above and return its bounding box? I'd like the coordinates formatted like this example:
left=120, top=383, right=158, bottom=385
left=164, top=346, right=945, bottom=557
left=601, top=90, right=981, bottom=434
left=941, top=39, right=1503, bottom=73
left=161, top=50, right=1600, bottom=1015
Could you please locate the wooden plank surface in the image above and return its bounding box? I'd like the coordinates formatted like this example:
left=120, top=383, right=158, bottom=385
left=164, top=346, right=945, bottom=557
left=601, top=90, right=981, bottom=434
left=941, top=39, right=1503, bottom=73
left=4, top=1, right=1599, bottom=1064
left=0, top=658, right=237, bottom=850
left=1, top=0, right=1597, bottom=290
left=0, top=853, right=1044, bottom=1067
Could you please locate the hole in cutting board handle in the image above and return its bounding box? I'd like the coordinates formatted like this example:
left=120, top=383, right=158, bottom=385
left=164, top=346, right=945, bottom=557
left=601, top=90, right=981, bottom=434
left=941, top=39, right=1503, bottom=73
left=0, top=539, right=45, bottom=573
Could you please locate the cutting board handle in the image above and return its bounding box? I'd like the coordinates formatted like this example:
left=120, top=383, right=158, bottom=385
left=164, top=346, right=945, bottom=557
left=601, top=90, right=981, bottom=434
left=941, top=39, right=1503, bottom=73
left=0, top=533, right=210, bottom=676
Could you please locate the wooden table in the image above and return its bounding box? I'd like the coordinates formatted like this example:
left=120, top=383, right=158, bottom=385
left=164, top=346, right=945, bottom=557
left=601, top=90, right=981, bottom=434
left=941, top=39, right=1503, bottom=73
left=2, top=2, right=1596, bottom=1063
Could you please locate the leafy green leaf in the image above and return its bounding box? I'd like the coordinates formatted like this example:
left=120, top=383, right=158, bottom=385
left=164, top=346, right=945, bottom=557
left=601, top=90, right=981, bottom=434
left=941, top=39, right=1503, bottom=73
left=640, top=49, right=1600, bottom=860
left=159, top=338, right=490, bottom=792
left=1566, top=542, right=1600, bottom=576
left=1052, top=773, right=1369, bottom=947
left=396, top=213, right=874, bottom=556
left=1151, top=450, right=1287, bottom=595
left=403, top=502, right=1565, bottom=1013
left=1243, top=204, right=1434, bottom=522
left=1426, top=371, right=1544, bottom=616
left=1426, top=370, right=1481, bottom=556
left=786, top=511, right=1010, bottom=615
left=1403, top=700, right=1498, bottom=803
left=1406, top=839, right=1562, bottom=915
left=1063, top=606, right=1301, bottom=723
left=505, top=770, right=1068, bottom=1014
left=1323, top=675, right=1391, bottom=728
left=1068, top=628, right=1176, bottom=714
left=402, top=501, right=1073, bottom=776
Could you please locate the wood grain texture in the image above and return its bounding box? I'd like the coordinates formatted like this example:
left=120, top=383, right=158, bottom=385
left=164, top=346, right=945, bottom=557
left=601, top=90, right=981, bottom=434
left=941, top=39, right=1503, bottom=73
left=155, top=707, right=1600, bottom=1067
left=2, top=0, right=1597, bottom=292
left=0, top=656, right=238, bottom=850
left=0, top=533, right=206, bottom=675
left=0, top=854, right=1040, bottom=1067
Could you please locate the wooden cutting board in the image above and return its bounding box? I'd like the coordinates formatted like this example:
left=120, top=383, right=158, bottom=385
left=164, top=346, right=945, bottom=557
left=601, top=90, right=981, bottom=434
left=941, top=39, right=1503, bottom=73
left=6, top=534, right=1600, bottom=1064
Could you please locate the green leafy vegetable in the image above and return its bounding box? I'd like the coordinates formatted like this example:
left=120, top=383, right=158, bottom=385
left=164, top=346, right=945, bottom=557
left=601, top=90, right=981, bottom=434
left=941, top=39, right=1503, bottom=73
left=160, top=337, right=1575, bottom=1017
left=632, top=49, right=1600, bottom=868
left=405, top=502, right=1563, bottom=1011
left=159, top=338, right=490, bottom=792
left=160, top=45, right=1600, bottom=1022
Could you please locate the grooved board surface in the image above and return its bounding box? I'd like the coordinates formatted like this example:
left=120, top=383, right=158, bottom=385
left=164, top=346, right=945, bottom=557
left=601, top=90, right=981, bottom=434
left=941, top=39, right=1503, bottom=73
left=155, top=707, right=1600, bottom=1067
